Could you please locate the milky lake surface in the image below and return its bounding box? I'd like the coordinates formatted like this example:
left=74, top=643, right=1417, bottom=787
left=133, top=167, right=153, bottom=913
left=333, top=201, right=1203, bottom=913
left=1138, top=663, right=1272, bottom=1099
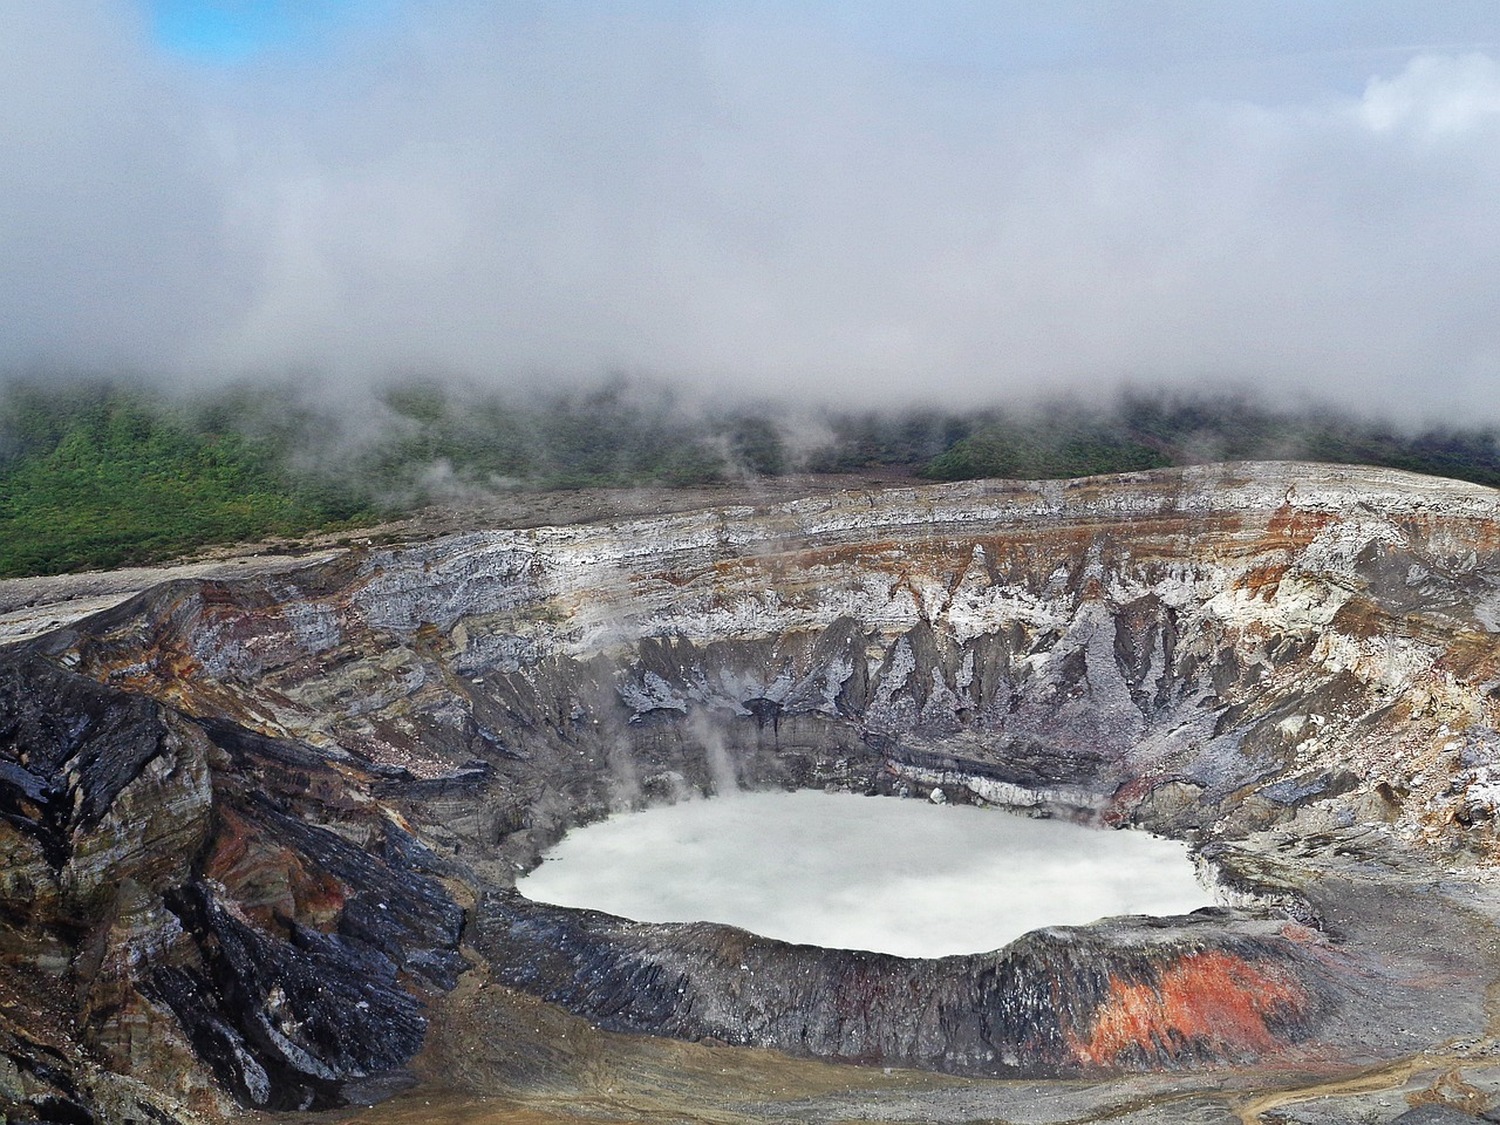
left=517, top=790, right=1214, bottom=958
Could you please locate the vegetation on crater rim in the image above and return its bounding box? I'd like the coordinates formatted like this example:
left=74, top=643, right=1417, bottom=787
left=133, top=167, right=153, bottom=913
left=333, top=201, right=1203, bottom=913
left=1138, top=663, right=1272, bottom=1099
left=6, top=373, right=1500, bottom=578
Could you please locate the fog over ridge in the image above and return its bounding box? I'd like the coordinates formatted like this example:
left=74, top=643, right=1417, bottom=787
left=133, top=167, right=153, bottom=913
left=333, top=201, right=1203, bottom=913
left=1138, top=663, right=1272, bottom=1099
left=5, top=4, right=1500, bottom=419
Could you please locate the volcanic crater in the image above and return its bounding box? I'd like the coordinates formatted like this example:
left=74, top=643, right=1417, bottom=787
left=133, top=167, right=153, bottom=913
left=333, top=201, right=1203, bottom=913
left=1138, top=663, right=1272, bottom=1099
left=6, top=462, right=1500, bottom=1124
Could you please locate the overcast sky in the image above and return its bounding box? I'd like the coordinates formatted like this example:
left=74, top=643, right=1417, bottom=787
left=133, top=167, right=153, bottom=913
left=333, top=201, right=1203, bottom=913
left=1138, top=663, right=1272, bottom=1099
left=4, top=2, right=1500, bottom=415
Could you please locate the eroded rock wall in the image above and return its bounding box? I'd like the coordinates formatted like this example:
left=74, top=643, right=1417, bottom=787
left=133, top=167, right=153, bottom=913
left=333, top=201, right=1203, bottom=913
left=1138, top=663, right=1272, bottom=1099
left=0, top=654, right=463, bottom=1121
left=6, top=464, right=1500, bottom=1119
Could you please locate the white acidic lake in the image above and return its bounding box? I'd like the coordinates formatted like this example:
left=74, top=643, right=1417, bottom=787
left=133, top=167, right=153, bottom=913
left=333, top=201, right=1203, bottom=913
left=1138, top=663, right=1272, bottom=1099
left=517, top=790, right=1214, bottom=958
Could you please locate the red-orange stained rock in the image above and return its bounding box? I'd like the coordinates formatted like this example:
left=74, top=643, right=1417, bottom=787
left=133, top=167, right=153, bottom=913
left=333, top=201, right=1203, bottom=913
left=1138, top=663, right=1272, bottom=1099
left=1265, top=505, right=1336, bottom=543
left=1240, top=562, right=1290, bottom=600
left=204, top=807, right=346, bottom=931
left=1067, top=950, right=1308, bottom=1066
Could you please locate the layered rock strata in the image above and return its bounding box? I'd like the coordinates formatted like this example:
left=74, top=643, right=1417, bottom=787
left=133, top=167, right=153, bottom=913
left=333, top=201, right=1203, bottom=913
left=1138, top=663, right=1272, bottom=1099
left=4, top=463, right=1500, bottom=1121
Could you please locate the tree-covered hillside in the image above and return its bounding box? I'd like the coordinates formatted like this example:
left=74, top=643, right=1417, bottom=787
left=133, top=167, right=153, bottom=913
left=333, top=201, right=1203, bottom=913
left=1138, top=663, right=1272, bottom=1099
left=0, top=383, right=372, bottom=577
left=6, top=375, right=1500, bottom=579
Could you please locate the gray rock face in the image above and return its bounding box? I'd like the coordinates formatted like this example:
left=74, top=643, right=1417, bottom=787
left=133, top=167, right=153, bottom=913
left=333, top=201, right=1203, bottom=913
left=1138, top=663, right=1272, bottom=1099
left=475, top=892, right=1344, bottom=1075
left=0, top=655, right=464, bottom=1121
left=6, top=463, right=1500, bottom=1121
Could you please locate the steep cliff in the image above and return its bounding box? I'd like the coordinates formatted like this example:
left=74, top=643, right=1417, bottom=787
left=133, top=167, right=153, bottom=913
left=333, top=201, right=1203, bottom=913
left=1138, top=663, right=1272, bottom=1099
left=6, top=463, right=1500, bottom=1122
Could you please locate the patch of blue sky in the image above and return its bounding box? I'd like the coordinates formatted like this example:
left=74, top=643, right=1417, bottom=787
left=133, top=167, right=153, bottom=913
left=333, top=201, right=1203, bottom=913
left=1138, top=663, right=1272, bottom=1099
left=145, top=0, right=388, bottom=64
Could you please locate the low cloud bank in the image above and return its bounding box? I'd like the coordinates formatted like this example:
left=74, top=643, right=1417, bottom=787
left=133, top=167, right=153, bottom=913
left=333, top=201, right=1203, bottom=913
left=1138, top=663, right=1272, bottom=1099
left=3, top=7, right=1500, bottom=419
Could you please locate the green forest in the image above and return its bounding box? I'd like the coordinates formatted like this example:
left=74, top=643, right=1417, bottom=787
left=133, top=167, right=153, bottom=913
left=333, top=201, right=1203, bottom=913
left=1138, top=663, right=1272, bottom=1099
left=6, top=375, right=1500, bottom=578
left=0, top=382, right=371, bottom=577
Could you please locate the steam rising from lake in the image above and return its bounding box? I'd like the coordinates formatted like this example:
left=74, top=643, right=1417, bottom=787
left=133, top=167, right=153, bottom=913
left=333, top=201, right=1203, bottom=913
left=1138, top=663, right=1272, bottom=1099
left=518, top=791, right=1212, bottom=958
